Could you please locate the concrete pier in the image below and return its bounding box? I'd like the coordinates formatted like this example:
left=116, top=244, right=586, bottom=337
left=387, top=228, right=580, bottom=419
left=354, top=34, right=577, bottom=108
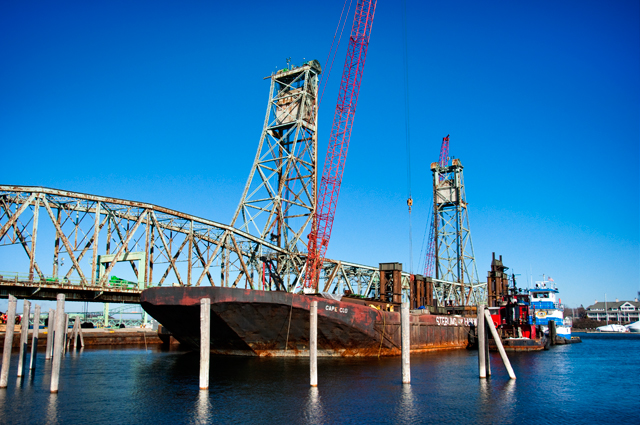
left=63, top=314, right=69, bottom=353
left=310, top=300, right=318, bottom=387
left=484, top=309, right=516, bottom=380
left=0, top=295, right=17, bottom=388
left=478, top=305, right=486, bottom=379
left=401, top=302, right=410, bottom=384
left=30, top=304, right=41, bottom=370
left=51, top=294, right=65, bottom=393
left=199, top=298, right=210, bottom=390
left=17, top=299, right=31, bottom=377
left=484, top=320, right=491, bottom=376
left=46, top=309, right=55, bottom=360
left=71, top=317, right=79, bottom=349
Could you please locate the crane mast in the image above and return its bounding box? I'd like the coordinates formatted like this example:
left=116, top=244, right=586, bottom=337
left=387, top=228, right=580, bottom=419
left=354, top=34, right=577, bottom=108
left=424, top=135, right=450, bottom=278
left=304, top=0, right=377, bottom=291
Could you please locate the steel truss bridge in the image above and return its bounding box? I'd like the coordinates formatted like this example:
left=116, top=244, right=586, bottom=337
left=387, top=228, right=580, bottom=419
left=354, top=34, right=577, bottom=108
left=0, top=185, right=412, bottom=303
left=1, top=62, right=481, bottom=308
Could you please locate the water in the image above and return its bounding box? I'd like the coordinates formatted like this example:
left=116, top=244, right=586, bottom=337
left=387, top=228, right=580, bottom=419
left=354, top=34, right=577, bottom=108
left=0, top=333, right=638, bottom=424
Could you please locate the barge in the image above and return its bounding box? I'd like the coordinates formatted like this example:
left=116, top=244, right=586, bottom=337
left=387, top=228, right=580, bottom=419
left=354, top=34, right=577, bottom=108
left=140, top=286, right=475, bottom=357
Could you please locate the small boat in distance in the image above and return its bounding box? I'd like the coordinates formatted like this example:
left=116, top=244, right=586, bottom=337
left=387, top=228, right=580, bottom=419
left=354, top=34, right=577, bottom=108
left=596, top=324, right=628, bottom=333
left=626, top=321, right=640, bottom=333
left=595, top=294, right=630, bottom=333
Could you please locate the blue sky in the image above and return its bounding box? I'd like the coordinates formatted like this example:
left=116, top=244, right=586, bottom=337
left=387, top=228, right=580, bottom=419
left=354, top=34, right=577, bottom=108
left=1, top=0, right=638, bottom=310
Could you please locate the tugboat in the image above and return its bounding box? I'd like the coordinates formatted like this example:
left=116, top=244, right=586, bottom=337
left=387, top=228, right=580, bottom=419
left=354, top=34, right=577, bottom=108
left=529, top=276, right=580, bottom=344
left=488, top=274, right=548, bottom=351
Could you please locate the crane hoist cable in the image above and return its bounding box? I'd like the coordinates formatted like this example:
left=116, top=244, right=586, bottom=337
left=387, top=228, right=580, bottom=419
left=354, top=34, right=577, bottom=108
left=319, top=0, right=354, bottom=108
left=402, top=0, right=413, bottom=274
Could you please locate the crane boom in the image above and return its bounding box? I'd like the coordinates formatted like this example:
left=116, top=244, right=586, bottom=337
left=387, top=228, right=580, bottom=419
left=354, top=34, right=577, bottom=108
left=424, top=135, right=450, bottom=277
left=304, top=0, right=377, bottom=291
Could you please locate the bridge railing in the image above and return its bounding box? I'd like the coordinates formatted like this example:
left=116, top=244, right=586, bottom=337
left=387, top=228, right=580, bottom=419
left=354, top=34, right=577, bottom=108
left=0, top=270, right=141, bottom=291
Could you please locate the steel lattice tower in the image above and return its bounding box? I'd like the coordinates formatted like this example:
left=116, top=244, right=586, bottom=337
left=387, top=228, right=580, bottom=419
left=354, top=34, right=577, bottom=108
left=431, top=158, right=485, bottom=306
left=231, top=62, right=321, bottom=255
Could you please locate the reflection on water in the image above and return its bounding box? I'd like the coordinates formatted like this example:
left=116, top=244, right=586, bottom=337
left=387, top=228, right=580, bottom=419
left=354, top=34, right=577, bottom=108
left=478, top=378, right=491, bottom=403
left=396, top=384, right=417, bottom=423
left=499, top=379, right=516, bottom=419
left=476, top=359, right=517, bottom=422
left=303, top=386, right=324, bottom=425
left=0, top=334, right=637, bottom=424
left=0, top=387, right=5, bottom=412
left=194, top=389, right=211, bottom=424
left=46, top=393, right=58, bottom=425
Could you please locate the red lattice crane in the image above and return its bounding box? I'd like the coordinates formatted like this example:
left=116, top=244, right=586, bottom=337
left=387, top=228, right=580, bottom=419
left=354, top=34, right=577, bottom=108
left=304, top=0, right=377, bottom=291
left=424, top=135, right=450, bottom=277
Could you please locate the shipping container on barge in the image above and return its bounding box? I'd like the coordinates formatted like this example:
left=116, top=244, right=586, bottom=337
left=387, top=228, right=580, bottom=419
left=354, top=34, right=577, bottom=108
left=141, top=266, right=477, bottom=357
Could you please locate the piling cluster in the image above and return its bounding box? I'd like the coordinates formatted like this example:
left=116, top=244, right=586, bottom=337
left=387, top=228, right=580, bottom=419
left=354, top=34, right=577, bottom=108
left=1, top=293, right=84, bottom=393
left=197, top=299, right=413, bottom=390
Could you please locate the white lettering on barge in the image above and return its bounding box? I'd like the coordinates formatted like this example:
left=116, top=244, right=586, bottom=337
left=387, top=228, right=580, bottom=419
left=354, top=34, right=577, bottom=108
left=435, top=317, right=477, bottom=326
left=325, top=305, right=349, bottom=314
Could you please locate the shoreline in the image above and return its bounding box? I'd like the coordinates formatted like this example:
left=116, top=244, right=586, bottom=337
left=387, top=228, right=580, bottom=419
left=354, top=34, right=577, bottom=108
left=0, top=328, right=173, bottom=352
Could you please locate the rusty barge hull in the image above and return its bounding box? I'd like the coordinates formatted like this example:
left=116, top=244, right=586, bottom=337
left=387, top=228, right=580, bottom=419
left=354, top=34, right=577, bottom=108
left=140, top=287, right=474, bottom=357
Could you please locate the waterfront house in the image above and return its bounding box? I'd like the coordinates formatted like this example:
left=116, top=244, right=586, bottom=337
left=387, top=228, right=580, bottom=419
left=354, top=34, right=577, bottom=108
left=585, top=299, right=640, bottom=323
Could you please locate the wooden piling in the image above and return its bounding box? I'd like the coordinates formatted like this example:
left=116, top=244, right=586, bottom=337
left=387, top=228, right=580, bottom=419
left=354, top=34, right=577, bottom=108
left=0, top=295, right=17, bottom=388
left=46, top=309, right=55, bottom=360
left=484, top=309, right=516, bottom=380
left=310, top=300, right=318, bottom=387
left=401, top=302, right=410, bottom=384
left=51, top=294, right=66, bottom=393
left=478, top=305, right=486, bottom=378
left=30, top=304, right=41, bottom=370
left=17, top=299, right=31, bottom=377
left=549, top=320, right=556, bottom=346
left=199, top=298, right=210, bottom=390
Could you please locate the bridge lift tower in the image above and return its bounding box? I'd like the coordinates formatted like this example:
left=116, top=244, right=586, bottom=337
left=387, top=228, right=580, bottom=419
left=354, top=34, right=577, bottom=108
left=230, top=61, right=321, bottom=288
left=430, top=157, right=485, bottom=306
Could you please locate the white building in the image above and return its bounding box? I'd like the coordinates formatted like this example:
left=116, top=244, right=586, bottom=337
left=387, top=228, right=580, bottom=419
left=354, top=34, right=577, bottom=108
left=586, top=299, right=640, bottom=323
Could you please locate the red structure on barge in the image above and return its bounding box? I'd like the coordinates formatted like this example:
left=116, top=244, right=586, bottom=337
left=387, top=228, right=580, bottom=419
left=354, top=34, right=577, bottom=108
left=486, top=254, right=547, bottom=351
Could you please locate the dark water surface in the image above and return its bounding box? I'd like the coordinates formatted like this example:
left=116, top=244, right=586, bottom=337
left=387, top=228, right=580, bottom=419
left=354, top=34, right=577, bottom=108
left=0, top=333, right=638, bottom=424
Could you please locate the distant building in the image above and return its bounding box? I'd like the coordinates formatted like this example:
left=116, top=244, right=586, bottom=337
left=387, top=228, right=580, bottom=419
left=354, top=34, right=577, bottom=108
left=585, top=299, right=640, bottom=323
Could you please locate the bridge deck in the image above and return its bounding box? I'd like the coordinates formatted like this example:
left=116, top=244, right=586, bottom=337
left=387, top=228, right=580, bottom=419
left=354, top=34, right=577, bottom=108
left=0, top=273, right=142, bottom=303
